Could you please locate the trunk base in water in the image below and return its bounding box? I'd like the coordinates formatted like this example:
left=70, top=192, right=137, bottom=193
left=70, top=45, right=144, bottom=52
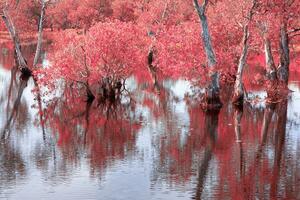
left=201, top=72, right=222, bottom=111
left=86, top=93, right=95, bottom=103
left=266, top=80, right=289, bottom=104
left=232, top=91, right=244, bottom=107
left=201, top=89, right=222, bottom=112
left=86, top=85, right=95, bottom=103
left=20, top=67, right=32, bottom=79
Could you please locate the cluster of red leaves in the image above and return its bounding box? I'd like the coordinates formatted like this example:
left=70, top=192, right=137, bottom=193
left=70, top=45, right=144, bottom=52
left=46, top=0, right=113, bottom=30
left=154, top=22, right=206, bottom=79
left=38, top=21, right=150, bottom=90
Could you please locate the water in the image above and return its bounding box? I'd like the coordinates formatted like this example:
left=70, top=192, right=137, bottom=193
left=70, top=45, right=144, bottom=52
left=0, top=46, right=300, bottom=200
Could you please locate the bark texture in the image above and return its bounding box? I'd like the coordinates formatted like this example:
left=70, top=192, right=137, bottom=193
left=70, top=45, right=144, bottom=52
left=264, top=38, right=277, bottom=81
left=232, top=25, right=249, bottom=105
left=277, top=23, right=289, bottom=84
left=232, top=0, right=257, bottom=105
left=193, top=0, right=221, bottom=110
left=1, top=1, right=47, bottom=74
left=1, top=9, right=29, bottom=73
left=33, top=0, right=46, bottom=67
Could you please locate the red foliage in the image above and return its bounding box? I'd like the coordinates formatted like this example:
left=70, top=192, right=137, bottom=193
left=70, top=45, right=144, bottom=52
left=46, top=0, right=113, bottom=30
left=39, top=21, right=150, bottom=90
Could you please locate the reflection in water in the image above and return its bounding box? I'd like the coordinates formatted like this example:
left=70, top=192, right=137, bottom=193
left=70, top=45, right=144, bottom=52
left=43, top=85, right=141, bottom=177
left=0, top=46, right=300, bottom=199
left=2, top=69, right=29, bottom=139
left=194, top=111, right=219, bottom=200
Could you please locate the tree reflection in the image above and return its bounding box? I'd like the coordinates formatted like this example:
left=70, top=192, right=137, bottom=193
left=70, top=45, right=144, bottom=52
left=0, top=141, right=26, bottom=187
left=0, top=68, right=29, bottom=195
left=151, top=92, right=299, bottom=199
left=270, top=101, right=288, bottom=199
left=42, top=84, right=142, bottom=178
left=194, top=111, right=219, bottom=199
left=1, top=69, right=30, bottom=139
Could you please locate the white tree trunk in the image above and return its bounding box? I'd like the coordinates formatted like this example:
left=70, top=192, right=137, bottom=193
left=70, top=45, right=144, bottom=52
left=33, top=1, right=46, bottom=67
left=264, top=38, right=277, bottom=81
left=233, top=25, right=249, bottom=105
left=1, top=9, right=28, bottom=72
left=232, top=0, right=257, bottom=105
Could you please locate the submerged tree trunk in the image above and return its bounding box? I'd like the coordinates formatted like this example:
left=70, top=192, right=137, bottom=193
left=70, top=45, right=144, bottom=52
left=193, top=0, right=221, bottom=110
left=277, top=22, right=289, bottom=84
left=86, top=83, right=95, bottom=103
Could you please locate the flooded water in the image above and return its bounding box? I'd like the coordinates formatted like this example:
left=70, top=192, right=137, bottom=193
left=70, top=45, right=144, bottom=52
left=0, top=46, right=300, bottom=200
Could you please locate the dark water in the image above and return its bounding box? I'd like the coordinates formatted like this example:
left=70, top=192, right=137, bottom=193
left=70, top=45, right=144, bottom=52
left=0, top=46, right=300, bottom=200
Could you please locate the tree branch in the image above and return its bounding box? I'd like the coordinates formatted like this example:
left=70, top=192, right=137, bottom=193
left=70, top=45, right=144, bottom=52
left=193, top=0, right=216, bottom=67
left=288, top=28, right=300, bottom=34
left=202, top=0, right=209, bottom=13
left=193, top=0, right=205, bottom=16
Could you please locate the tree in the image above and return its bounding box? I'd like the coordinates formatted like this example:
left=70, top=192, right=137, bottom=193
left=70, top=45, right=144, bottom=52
left=46, top=0, right=113, bottom=31
left=193, top=0, right=221, bottom=110
left=255, top=0, right=300, bottom=102
left=1, top=0, right=47, bottom=75
left=41, top=20, right=150, bottom=101
left=232, top=0, right=258, bottom=106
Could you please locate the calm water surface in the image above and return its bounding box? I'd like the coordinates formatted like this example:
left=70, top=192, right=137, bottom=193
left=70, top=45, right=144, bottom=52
left=0, top=46, right=300, bottom=200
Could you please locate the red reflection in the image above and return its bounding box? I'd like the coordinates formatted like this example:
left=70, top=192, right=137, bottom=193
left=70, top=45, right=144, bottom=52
left=43, top=86, right=142, bottom=176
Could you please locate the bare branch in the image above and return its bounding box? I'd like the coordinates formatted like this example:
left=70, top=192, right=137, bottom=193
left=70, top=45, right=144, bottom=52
left=290, top=32, right=300, bottom=38
left=288, top=28, right=300, bottom=34
left=202, top=0, right=209, bottom=13
left=193, top=0, right=204, bottom=15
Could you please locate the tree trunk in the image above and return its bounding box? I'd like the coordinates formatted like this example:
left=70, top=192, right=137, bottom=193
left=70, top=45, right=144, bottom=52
left=233, top=25, right=249, bottom=105
left=86, top=84, right=95, bottom=103
left=196, top=12, right=217, bottom=67
left=193, top=0, right=221, bottom=110
left=1, top=9, right=29, bottom=73
left=232, top=0, right=257, bottom=105
left=33, top=1, right=46, bottom=67
left=263, top=36, right=280, bottom=102
left=264, top=38, right=277, bottom=81
left=147, top=49, right=158, bottom=87
left=277, top=22, right=289, bottom=84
